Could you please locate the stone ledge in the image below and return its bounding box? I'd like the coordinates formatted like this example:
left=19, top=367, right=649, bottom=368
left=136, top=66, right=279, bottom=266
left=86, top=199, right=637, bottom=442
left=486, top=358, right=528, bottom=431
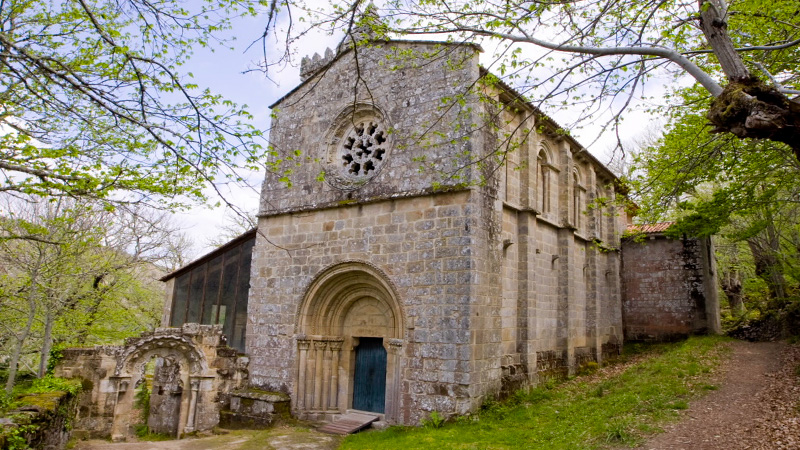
left=231, top=389, right=290, bottom=403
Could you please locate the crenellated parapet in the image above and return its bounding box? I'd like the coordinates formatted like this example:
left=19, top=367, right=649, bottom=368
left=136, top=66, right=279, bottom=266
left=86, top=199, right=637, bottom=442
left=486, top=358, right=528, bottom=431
left=300, top=47, right=337, bottom=81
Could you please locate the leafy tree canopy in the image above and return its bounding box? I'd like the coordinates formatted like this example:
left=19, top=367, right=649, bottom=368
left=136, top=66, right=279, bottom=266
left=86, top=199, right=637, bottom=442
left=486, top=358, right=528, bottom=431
left=630, top=76, right=799, bottom=317
left=0, top=195, right=187, bottom=390
left=632, top=86, right=799, bottom=238
left=273, top=0, right=799, bottom=155
left=0, top=0, right=269, bottom=207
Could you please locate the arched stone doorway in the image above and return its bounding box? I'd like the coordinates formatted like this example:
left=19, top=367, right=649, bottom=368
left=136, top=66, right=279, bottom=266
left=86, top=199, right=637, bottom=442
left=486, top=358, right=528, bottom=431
left=109, top=334, right=210, bottom=440
left=295, top=262, right=405, bottom=423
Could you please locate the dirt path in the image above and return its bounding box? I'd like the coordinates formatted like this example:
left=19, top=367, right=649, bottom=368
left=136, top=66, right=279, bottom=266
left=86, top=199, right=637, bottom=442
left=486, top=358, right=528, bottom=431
left=636, top=341, right=800, bottom=450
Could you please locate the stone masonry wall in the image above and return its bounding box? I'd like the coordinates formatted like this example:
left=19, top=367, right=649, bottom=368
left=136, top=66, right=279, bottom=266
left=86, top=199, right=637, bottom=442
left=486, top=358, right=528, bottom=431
left=0, top=390, right=79, bottom=450
left=489, top=94, right=625, bottom=394
left=621, top=235, right=720, bottom=341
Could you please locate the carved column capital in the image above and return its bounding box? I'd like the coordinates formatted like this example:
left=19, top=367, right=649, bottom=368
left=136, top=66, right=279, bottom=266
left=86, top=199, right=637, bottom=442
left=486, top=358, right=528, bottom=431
left=297, top=339, right=311, bottom=351
left=328, top=338, right=344, bottom=352
left=313, top=340, right=327, bottom=351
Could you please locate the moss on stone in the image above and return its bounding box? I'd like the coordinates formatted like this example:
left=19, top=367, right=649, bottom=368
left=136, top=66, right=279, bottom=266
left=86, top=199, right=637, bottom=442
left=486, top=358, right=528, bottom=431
left=16, top=391, right=66, bottom=414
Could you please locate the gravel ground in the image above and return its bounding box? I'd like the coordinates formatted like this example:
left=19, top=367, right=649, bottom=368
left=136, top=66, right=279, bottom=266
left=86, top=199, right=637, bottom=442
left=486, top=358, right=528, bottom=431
left=636, top=341, right=800, bottom=450
left=72, top=424, right=341, bottom=450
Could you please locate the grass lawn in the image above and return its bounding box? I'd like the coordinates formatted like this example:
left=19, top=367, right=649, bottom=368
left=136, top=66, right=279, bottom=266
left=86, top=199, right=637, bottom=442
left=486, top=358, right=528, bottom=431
left=340, top=336, right=731, bottom=450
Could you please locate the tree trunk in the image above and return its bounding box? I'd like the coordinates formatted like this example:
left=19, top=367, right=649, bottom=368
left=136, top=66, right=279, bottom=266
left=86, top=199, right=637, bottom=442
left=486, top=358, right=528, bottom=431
left=747, top=234, right=787, bottom=303
left=707, top=80, right=800, bottom=158
left=75, top=275, right=111, bottom=345
left=37, top=311, right=55, bottom=378
left=721, top=269, right=745, bottom=315
left=698, top=0, right=750, bottom=82
left=699, top=0, right=800, bottom=157
left=6, top=276, right=39, bottom=394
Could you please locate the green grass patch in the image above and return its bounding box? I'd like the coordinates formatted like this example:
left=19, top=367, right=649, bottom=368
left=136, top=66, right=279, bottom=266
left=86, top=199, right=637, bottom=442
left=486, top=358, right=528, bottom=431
left=340, top=335, right=731, bottom=450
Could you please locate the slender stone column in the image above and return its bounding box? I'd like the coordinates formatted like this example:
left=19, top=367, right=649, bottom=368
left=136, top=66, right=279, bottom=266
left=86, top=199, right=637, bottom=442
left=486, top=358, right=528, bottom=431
left=297, top=339, right=311, bottom=411
left=305, top=341, right=317, bottom=410
left=184, top=379, right=200, bottom=434
left=313, top=341, right=326, bottom=410
left=328, top=339, right=343, bottom=410
left=110, top=377, right=131, bottom=442
left=321, top=339, right=332, bottom=412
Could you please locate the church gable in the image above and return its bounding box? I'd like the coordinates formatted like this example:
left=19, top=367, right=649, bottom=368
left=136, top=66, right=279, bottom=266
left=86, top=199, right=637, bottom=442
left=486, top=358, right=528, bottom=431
left=262, top=40, right=482, bottom=215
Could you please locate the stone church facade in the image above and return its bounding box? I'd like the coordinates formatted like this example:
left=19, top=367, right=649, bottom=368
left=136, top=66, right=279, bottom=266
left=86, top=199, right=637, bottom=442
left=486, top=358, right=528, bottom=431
left=239, top=37, right=628, bottom=425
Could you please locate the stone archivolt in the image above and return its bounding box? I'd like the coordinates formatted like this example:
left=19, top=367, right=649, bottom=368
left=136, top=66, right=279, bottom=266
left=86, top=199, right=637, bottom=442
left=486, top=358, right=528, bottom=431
left=115, top=333, right=207, bottom=377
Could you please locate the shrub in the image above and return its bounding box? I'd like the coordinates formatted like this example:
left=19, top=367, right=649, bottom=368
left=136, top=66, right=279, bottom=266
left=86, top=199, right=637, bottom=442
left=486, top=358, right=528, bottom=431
left=26, top=376, right=82, bottom=396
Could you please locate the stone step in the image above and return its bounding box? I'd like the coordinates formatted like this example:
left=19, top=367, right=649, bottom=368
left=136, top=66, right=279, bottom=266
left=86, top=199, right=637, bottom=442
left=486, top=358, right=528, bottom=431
left=317, top=412, right=379, bottom=435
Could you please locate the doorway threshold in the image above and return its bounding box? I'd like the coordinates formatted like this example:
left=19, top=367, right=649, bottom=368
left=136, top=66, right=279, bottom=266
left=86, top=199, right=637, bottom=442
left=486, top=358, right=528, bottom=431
left=317, top=411, right=380, bottom=435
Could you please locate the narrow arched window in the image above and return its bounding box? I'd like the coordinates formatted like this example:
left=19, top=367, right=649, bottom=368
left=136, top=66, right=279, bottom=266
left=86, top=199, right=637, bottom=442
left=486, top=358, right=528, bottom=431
left=573, top=169, right=582, bottom=229
left=538, top=149, right=550, bottom=213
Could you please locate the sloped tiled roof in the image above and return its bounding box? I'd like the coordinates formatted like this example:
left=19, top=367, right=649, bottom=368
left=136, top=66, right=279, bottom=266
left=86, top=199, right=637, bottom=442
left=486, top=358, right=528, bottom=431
left=626, top=222, right=675, bottom=234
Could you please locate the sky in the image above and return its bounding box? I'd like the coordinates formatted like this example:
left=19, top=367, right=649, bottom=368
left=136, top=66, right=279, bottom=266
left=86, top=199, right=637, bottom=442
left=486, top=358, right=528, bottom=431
left=171, top=10, right=339, bottom=257
left=175, top=2, right=669, bottom=258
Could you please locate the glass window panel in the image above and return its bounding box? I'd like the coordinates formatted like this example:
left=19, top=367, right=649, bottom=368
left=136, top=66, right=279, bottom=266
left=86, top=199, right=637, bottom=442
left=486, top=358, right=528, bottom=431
left=232, top=238, right=254, bottom=352
left=216, top=305, right=226, bottom=326
left=201, top=255, right=224, bottom=324
left=186, top=266, right=206, bottom=324
left=220, top=246, right=241, bottom=345
left=170, top=274, right=190, bottom=327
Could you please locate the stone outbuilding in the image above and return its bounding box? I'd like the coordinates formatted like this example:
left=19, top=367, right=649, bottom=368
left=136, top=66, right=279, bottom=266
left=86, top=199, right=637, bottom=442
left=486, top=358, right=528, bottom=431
left=621, top=222, right=721, bottom=341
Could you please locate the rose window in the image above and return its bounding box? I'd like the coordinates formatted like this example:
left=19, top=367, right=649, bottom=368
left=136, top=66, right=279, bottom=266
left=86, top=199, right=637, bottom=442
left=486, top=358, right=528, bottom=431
left=340, top=120, right=388, bottom=178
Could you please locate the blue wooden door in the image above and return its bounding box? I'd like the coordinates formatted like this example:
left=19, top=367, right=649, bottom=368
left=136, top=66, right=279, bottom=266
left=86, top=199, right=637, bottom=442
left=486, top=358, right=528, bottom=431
left=352, top=337, right=387, bottom=413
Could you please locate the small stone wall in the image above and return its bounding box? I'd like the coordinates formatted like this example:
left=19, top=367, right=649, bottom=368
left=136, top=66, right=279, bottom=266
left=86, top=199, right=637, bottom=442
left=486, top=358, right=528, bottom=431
left=499, top=363, right=528, bottom=398
left=574, top=347, right=596, bottom=371
left=601, top=341, right=621, bottom=361
left=219, top=389, right=290, bottom=428
left=0, top=390, right=78, bottom=450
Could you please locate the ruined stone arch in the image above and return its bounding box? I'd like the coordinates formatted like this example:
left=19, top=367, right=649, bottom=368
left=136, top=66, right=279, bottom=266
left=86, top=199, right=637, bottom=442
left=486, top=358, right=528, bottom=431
left=294, top=261, right=406, bottom=423
left=110, top=332, right=212, bottom=440
left=116, top=334, right=208, bottom=377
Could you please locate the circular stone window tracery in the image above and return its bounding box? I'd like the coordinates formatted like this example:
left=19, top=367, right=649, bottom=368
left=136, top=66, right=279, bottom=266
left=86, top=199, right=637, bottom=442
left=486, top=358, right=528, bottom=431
left=325, top=104, right=392, bottom=189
